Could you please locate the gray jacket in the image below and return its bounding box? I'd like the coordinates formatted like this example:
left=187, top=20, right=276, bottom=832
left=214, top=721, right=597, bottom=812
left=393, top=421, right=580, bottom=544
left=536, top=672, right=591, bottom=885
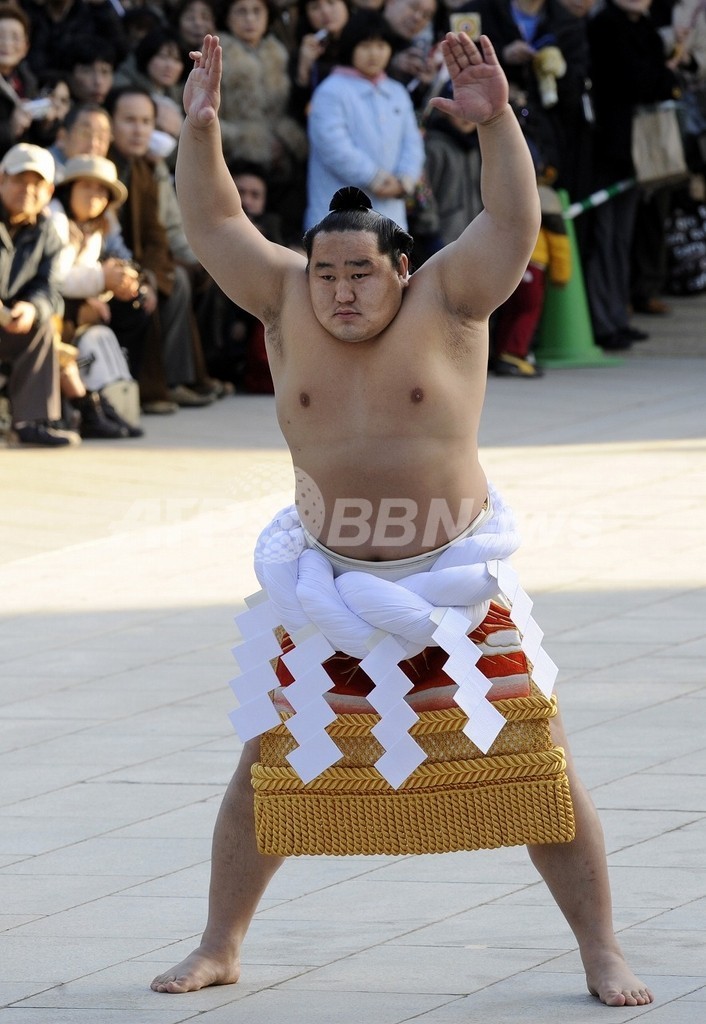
left=0, top=205, right=64, bottom=323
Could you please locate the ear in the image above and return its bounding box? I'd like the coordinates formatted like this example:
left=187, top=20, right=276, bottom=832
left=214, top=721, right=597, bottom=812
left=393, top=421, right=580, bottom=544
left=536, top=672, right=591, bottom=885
left=398, top=252, right=410, bottom=284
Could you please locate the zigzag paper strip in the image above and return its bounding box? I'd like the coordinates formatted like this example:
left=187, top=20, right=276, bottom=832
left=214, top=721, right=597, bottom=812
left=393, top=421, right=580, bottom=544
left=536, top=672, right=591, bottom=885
left=431, top=607, right=505, bottom=753
left=360, top=635, right=426, bottom=788
left=487, top=559, right=559, bottom=698
left=279, top=631, right=342, bottom=782
left=229, top=592, right=283, bottom=741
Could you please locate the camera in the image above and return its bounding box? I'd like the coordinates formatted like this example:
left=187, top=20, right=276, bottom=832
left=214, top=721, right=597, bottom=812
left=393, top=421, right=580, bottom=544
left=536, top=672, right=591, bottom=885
left=23, top=98, right=54, bottom=121
left=114, top=260, right=150, bottom=311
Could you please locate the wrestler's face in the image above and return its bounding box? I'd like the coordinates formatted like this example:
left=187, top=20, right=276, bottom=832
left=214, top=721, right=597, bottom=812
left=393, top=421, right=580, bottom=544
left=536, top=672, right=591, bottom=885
left=308, top=230, right=409, bottom=343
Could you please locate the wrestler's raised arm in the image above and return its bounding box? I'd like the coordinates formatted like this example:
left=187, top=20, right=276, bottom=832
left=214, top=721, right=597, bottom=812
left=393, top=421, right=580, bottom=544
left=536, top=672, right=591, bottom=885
left=424, top=34, right=541, bottom=320
left=176, top=35, right=303, bottom=318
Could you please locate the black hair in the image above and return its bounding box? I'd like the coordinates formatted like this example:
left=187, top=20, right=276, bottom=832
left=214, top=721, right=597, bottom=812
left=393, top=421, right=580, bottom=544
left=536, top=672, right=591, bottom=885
left=135, top=27, right=183, bottom=75
left=104, top=85, right=158, bottom=120
left=296, top=0, right=351, bottom=42
left=303, top=187, right=413, bottom=268
left=336, top=9, right=395, bottom=68
left=219, top=0, right=275, bottom=31
left=61, top=101, right=111, bottom=132
left=61, top=35, right=118, bottom=72
left=176, top=0, right=219, bottom=23
left=228, top=158, right=269, bottom=184
left=123, top=7, right=166, bottom=40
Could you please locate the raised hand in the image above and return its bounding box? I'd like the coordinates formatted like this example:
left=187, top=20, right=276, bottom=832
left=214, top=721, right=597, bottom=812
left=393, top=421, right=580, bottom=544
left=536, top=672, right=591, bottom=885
left=429, top=34, right=509, bottom=126
left=183, top=34, right=222, bottom=129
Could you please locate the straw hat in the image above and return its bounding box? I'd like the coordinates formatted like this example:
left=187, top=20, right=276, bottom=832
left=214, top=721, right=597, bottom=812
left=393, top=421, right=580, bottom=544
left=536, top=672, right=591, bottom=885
left=59, top=155, right=128, bottom=207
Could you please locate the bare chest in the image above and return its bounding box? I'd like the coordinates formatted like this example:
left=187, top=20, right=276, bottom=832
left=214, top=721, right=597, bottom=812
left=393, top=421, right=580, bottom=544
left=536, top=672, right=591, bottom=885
left=274, top=329, right=447, bottom=443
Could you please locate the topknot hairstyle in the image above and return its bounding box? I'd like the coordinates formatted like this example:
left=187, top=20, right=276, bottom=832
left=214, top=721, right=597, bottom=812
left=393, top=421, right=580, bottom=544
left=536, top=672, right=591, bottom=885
left=303, top=187, right=413, bottom=269
left=329, top=185, right=372, bottom=213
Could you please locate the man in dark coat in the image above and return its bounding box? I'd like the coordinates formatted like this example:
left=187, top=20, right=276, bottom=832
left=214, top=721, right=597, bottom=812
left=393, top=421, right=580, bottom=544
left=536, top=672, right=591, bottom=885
left=0, top=143, right=80, bottom=446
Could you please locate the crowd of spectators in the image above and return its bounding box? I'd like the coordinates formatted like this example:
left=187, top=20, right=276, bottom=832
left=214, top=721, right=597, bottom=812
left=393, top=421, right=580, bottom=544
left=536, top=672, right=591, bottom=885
left=1, top=0, right=703, bottom=444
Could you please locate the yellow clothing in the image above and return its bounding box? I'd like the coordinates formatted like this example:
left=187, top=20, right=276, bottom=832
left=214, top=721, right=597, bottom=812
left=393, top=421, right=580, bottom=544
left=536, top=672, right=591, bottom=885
left=530, top=185, right=572, bottom=285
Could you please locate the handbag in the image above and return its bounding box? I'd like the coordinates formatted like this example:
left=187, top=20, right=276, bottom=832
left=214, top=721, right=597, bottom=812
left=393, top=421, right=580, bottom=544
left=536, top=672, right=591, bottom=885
left=631, top=101, right=689, bottom=189
left=665, top=198, right=706, bottom=294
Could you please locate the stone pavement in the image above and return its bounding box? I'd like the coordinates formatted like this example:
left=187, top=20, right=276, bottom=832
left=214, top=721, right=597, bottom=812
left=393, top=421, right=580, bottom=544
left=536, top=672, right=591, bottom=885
left=1, top=299, right=705, bottom=1023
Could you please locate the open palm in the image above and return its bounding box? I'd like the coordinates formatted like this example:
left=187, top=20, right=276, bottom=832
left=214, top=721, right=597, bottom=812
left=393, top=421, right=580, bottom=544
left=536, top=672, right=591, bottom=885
left=430, top=34, right=508, bottom=126
left=183, top=34, right=222, bottom=128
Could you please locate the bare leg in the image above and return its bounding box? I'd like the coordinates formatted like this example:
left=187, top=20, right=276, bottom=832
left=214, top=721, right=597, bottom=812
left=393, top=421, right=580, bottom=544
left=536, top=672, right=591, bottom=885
left=151, top=739, right=284, bottom=993
left=528, top=709, right=654, bottom=1007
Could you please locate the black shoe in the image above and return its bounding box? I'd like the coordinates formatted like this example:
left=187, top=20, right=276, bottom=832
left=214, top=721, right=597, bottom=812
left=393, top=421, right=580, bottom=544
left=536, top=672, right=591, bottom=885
left=632, top=297, right=670, bottom=315
left=596, top=332, right=632, bottom=351
left=618, top=325, right=649, bottom=342
left=492, top=353, right=545, bottom=378
left=73, top=392, right=128, bottom=439
left=10, top=421, right=81, bottom=447
left=99, top=392, right=144, bottom=437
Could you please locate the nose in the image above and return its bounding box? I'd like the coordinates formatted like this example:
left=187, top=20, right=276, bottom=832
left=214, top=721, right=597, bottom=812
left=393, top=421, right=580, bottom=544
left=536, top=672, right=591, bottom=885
left=334, top=279, right=354, bottom=303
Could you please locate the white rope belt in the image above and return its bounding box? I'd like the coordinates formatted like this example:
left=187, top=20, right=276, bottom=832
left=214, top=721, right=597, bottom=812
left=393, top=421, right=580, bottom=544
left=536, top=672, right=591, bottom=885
left=229, top=484, right=558, bottom=788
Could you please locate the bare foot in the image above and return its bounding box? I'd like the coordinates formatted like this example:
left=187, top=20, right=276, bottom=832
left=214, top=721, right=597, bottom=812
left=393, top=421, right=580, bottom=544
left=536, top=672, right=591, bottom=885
left=585, top=949, right=654, bottom=1007
left=150, top=947, right=240, bottom=993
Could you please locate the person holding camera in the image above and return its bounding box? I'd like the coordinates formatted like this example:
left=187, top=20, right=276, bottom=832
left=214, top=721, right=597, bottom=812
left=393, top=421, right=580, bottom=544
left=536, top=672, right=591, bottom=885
left=0, top=4, right=60, bottom=161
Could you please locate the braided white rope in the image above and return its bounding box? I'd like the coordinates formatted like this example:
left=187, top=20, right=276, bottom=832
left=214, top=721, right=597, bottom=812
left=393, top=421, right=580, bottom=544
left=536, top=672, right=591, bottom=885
left=254, top=484, right=520, bottom=660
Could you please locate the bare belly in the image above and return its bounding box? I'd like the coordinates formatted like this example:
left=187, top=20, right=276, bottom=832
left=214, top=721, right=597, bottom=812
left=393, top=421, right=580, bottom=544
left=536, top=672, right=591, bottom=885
left=293, top=438, right=488, bottom=560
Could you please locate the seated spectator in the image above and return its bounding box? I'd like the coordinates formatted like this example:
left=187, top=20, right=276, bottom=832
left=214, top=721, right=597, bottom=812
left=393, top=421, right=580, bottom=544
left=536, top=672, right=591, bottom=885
left=290, top=0, right=351, bottom=121
left=218, top=0, right=308, bottom=237
left=305, top=9, right=425, bottom=229
left=203, top=161, right=285, bottom=391
left=0, top=3, right=38, bottom=159
left=28, top=72, right=73, bottom=149
left=105, top=85, right=216, bottom=409
left=50, top=154, right=144, bottom=437
left=175, top=0, right=218, bottom=67
left=23, top=0, right=127, bottom=80
left=122, top=5, right=167, bottom=49
left=50, top=102, right=114, bottom=173
left=49, top=101, right=165, bottom=403
left=0, top=143, right=80, bottom=447
left=62, top=36, right=118, bottom=106
left=114, top=26, right=185, bottom=150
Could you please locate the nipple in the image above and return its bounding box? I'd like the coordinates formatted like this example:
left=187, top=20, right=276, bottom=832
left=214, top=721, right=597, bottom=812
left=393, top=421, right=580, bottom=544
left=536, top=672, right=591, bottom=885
left=411, top=387, right=424, bottom=403
left=300, top=392, right=310, bottom=407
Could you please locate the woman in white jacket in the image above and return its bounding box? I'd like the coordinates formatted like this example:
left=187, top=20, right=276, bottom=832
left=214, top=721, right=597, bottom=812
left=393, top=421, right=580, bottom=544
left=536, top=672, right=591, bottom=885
left=50, top=154, right=143, bottom=437
left=305, top=9, right=425, bottom=230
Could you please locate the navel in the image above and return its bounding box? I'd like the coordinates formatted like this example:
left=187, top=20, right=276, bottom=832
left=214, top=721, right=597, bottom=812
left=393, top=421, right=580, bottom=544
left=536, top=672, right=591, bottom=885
left=411, top=387, right=424, bottom=403
left=299, top=392, right=310, bottom=407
